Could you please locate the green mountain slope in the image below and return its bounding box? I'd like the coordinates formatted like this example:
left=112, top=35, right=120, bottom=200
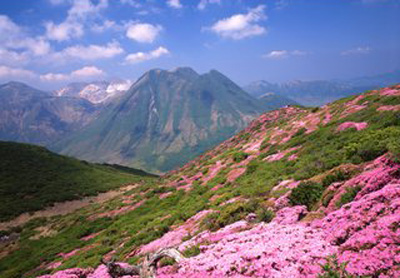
left=52, top=68, right=274, bottom=172
left=0, top=141, right=156, bottom=222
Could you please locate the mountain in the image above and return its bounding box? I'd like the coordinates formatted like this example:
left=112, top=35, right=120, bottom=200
left=1, top=84, right=399, bottom=278
left=54, top=80, right=132, bottom=104
left=52, top=67, right=277, bottom=172
left=0, top=141, right=156, bottom=222
left=258, top=92, right=299, bottom=108
left=0, top=82, right=100, bottom=146
left=244, top=70, right=400, bottom=106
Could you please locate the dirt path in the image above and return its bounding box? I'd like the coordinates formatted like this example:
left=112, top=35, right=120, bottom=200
left=0, top=184, right=138, bottom=230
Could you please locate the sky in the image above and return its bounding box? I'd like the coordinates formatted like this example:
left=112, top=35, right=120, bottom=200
left=0, top=0, right=399, bottom=90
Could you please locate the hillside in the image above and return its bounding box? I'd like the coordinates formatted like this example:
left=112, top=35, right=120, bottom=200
left=52, top=67, right=278, bottom=173
left=0, top=82, right=100, bottom=146
left=0, top=141, right=156, bottom=222
left=1, top=85, right=399, bottom=278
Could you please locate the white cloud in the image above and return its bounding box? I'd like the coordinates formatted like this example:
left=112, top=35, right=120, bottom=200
left=45, top=21, right=84, bottom=41
left=45, top=0, right=108, bottom=41
left=40, top=73, right=69, bottom=82
left=341, top=46, right=371, bottom=56
left=209, top=5, right=267, bottom=40
left=197, top=0, right=220, bottom=10
left=263, top=50, right=307, bottom=59
left=120, top=0, right=141, bottom=8
left=40, top=66, right=104, bottom=82
left=0, top=66, right=36, bottom=79
left=125, top=46, right=169, bottom=64
left=167, top=0, right=182, bottom=9
left=91, top=19, right=118, bottom=33
left=0, top=15, right=51, bottom=57
left=126, top=23, right=162, bottom=43
left=71, top=66, right=104, bottom=77
left=60, top=41, right=124, bottom=60
left=0, top=48, right=29, bottom=66
left=275, top=0, right=289, bottom=10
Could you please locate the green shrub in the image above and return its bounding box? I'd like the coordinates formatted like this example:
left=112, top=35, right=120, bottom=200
left=232, top=152, right=249, bottom=163
left=182, top=245, right=201, bottom=257
left=289, top=181, right=324, bottom=210
left=388, top=139, right=400, bottom=163
left=201, top=201, right=258, bottom=231
left=322, top=171, right=351, bottom=187
left=255, top=207, right=274, bottom=223
left=322, top=190, right=335, bottom=207
left=336, top=186, right=362, bottom=208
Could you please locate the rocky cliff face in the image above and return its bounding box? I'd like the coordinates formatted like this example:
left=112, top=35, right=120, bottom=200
left=1, top=85, right=399, bottom=278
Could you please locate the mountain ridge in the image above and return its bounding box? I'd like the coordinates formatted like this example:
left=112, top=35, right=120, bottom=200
left=52, top=67, right=283, bottom=172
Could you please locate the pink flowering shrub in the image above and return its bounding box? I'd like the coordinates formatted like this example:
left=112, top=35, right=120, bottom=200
left=337, top=122, right=368, bottom=132
left=138, top=210, right=213, bottom=254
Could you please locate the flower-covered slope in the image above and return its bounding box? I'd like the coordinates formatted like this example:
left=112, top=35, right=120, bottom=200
left=1, top=85, right=400, bottom=278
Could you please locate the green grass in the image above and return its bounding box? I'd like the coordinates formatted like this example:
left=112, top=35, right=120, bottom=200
left=0, top=141, right=156, bottom=221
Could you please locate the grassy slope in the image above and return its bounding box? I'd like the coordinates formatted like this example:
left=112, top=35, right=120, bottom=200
left=0, top=85, right=399, bottom=278
left=0, top=141, right=156, bottom=222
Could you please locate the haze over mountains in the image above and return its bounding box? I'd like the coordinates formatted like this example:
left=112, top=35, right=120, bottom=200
left=244, top=70, right=400, bottom=106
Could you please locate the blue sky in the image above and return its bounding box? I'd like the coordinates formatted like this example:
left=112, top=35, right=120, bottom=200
left=0, top=0, right=399, bottom=89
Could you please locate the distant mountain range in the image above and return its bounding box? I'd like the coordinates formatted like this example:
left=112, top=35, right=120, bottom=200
left=0, top=67, right=294, bottom=172
left=244, top=70, right=400, bottom=106
left=52, top=67, right=283, bottom=172
left=0, top=82, right=99, bottom=145
left=54, top=80, right=132, bottom=104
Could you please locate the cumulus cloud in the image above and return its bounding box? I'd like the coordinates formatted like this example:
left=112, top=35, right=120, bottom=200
left=0, top=66, right=36, bottom=79
left=60, top=41, right=124, bottom=60
left=71, top=66, right=104, bottom=77
left=263, top=50, right=307, bottom=59
left=40, top=66, right=104, bottom=82
left=0, top=15, right=51, bottom=57
left=45, top=21, right=84, bottom=41
left=126, top=23, right=162, bottom=43
left=167, top=0, right=182, bottom=9
left=125, top=46, right=169, bottom=64
left=0, top=48, right=29, bottom=66
left=197, top=0, right=221, bottom=10
left=341, top=46, right=371, bottom=56
left=91, top=19, right=118, bottom=33
left=45, top=0, right=108, bottom=41
left=209, top=5, right=267, bottom=40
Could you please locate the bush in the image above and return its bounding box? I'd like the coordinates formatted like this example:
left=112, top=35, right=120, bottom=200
left=336, top=186, right=361, bottom=208
left=232, top=152, right=249, bottom=163
left=388, top=139, right=400, bottom=163
left=255, top=207, right=274, bottom=223
left=289, top=181, right=324, bottom=210
left=182, top=245, right=201, bottom=257
left=202, top=201, right=258, bottom=231
left=322, top=171, right=351, bottom=187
